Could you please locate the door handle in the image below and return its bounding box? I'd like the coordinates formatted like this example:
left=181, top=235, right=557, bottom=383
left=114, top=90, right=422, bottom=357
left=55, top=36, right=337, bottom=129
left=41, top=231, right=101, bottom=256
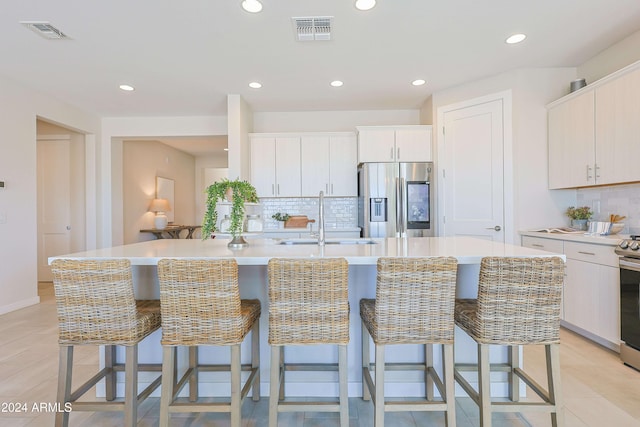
left=485, top=225, right=501, bottom=231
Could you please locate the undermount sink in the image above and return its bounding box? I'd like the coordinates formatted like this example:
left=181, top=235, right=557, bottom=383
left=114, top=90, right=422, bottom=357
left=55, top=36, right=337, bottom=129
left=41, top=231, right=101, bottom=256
left=278, top=238, right=377, bottom=245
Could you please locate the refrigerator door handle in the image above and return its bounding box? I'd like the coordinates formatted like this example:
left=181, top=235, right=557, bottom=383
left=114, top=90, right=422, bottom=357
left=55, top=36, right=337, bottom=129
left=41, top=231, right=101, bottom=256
left=398, top=177, right=406, bottom=237
left=395, top=177, right=401, bottom=237
left=400, top=177, right=406, bottom=236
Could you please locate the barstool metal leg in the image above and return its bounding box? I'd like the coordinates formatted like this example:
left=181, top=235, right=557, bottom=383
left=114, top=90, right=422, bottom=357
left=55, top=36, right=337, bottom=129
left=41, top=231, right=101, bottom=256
left=124, top=345, right=138, bottom=427
left=105, top=345, right=116, bottom=401
left=478, top=344, right=492, bottom=427
left=189, top=346, right=198, bottom=402
left=361, top=319, right=371, bottom=401
left=425, top=343, right=434, bottom=401
left=374, top=344, right=385, bottom=427
left=279, top=346, right=285, bottom=400
left=269, top=345, right=281, bottom=427
left=230, top=344, right=241, bottom=427
left=509, top=345, right=520, bottom=401
left=547, top=344, right=563, bottom=427
left=252, top=320, right=260, bottom=401
left=55, top=346, right=73, bottom=427
left=159, top=346, right=175, bottom=427
left=339, top=344, right=349, bottom=426
left=443, top=344, right=456, bottom=427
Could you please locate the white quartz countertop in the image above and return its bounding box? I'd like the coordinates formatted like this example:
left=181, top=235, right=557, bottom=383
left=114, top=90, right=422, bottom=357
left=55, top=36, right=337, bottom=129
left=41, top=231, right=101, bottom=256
left=519, top=230, right=627, bottom=246
left=50, top=236, right=564, bottom=266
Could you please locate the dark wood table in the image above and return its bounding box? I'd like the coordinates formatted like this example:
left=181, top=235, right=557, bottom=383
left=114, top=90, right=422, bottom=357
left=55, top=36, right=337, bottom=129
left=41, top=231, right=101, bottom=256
left=140, top=225, right=201, bottom=239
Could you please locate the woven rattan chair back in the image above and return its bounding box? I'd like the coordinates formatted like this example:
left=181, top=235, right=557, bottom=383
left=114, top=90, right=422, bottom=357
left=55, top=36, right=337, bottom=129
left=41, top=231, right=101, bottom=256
left=157, top=258, right=247, bottom=346
left=475, top=256, right=565, bottom=345
left=374, top=257, right=458, bottom=345
left=267, top=258, right=349, bottom=345
left=51, top=258, right=150, bottom=346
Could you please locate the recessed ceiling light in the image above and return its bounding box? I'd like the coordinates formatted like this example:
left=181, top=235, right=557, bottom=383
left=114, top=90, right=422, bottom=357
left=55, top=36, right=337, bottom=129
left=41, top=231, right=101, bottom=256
left=412, top=79, right=426, bottom=86
left=355, top=0, right=376, bottom=11
left=241, top=0, right=263, bottom=13
left=119, top=84, right=135, bottom=91
left=223, top=148, right=229, bottom=151
left=249, top=82, right=262, bottom=89
left=330, top=80, right=344, bottom=87
left=505, top=33, right=526, bottom=44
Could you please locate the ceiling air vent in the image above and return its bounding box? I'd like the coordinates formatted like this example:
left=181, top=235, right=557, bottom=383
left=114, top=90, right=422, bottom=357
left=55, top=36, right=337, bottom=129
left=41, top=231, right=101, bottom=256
left=20, top=21, right=68, bottom=39
left=292, top=16, right=333, bottom=41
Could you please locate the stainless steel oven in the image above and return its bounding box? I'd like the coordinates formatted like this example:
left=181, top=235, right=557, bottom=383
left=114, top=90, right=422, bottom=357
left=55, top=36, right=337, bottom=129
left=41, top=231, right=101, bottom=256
left=616, top=236, right=640, bottom=370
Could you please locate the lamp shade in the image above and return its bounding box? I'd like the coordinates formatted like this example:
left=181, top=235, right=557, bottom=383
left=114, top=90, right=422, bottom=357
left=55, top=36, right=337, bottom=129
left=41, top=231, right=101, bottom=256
left=149, top=198, right=171, bottom=213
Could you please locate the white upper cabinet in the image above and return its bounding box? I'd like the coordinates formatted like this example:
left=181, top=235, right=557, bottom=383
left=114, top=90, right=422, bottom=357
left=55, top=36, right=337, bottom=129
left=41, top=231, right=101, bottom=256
left=300, top=133, right=357, bottom=197
left=357, top=125, right=432, bottom=163
left=547, top=61, right=640, bottom=189
left=595, top=66, right=640, bottom=185
left=250, top=135, right=301, bottom=197
left=251, top=132, right=357, bottom=198
left=548, top=91, right=595, bottom=189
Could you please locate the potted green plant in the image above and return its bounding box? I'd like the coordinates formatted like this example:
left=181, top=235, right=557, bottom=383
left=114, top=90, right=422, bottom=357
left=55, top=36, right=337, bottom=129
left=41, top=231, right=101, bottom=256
left=202, top=178, right=259, bottom=247
left=566, top=206, right=593, bottom=230
left=272, top=212, right=290, bottom=228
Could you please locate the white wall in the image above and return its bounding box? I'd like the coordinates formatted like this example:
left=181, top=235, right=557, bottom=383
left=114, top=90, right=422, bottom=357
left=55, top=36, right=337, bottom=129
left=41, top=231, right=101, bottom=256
left=252, top=109, right=420, bottom=133
left=122, top=140, right=196, bottom=244
left=578, top=28, right=640, bottom=86
left=195, top=154, right=228, bottom=237
left=0, top=74, right=100, bottom=315
left=227, top=95, right=253, bottom=181
left=428, top=68, right=577, bottom=242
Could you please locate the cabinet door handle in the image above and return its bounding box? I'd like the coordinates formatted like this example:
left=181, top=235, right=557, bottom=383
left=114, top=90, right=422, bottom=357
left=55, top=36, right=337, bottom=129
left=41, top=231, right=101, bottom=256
left=397, top=147, right=400, bottom=159
left=577, top=251, right=596, bottom=256
left=586, top=164, right=593, bottom=180
left=390, top=147, right=394, bottom=160
left=272, top=184, right=275, bottom=195
left=331, top=183, right=334, bottom=194
left=277, top=184, right=280, bottom=195
left=325, top=183, right=328, bottom=193
left=595, top=163, right=600, bottom=179
left=531, top=244, right=544, bottom=248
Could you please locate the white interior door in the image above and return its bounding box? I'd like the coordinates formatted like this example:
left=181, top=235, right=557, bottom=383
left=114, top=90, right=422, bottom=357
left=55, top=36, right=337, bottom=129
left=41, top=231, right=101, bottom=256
left=441, top=98, right=505, bottom=241
left=37, top=139, right=71, bottom=281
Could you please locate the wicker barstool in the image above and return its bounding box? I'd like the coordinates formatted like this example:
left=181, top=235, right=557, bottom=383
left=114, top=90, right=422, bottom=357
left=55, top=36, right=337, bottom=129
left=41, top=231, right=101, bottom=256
left=157, top=258, right=260, bottom=427
left=454, top=256, right=565, bottom=427
left=267, top=258, right=350, bottom=427
left=51, top=259, right=162, bottom=427
left=360, top=257, right=458, bottom=427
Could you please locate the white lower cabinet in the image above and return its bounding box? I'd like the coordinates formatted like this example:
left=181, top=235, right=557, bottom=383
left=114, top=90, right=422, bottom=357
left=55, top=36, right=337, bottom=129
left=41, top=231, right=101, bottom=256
left=521, top=235, right=620, bottom=351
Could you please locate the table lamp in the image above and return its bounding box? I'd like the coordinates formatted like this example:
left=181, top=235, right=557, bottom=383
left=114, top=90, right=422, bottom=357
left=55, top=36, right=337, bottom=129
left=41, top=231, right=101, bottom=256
left=149, top=198, right=171, bottom=229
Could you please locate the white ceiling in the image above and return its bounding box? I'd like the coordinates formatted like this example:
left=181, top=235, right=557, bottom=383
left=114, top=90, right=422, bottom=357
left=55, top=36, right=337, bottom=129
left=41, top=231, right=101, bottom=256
left=3, top=0, right=640, bottom=119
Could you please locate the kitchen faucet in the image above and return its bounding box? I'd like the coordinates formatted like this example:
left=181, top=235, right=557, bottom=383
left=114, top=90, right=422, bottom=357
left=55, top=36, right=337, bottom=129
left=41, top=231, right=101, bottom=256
left=318, top=190, right=325, bottom=246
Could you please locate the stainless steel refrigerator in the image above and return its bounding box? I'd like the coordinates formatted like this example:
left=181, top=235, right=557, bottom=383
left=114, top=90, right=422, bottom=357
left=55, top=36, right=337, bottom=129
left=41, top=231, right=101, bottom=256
left=358, top=162, right=433, bottom=238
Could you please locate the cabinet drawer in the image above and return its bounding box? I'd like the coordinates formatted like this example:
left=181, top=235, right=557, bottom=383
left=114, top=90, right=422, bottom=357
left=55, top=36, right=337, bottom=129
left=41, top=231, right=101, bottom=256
left=564, top=241, right=618, bottom=267
left=521, top=236, right=564, bottom=254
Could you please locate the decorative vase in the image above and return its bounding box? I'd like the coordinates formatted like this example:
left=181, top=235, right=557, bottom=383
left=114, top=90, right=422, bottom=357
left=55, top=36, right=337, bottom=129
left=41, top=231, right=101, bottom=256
left=571, top=219, right=588, bottom=231
left=227, top=235, right=248, bottom=249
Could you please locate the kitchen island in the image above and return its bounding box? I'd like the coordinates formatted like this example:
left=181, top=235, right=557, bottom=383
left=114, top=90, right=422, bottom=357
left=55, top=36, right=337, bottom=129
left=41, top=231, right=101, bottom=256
left=50, top=236, right=563, bottom=398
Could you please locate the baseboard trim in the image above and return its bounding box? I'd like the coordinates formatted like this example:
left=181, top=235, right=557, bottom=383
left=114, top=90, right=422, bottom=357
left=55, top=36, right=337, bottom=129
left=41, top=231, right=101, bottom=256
left=0, top=296, right=41, bottom=315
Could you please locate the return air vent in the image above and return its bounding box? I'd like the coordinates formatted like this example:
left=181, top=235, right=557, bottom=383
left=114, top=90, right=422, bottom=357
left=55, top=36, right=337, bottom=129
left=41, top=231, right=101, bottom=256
left=292, top=16, right=333, bottom=41
left=20, top=21, right=68, bottom=39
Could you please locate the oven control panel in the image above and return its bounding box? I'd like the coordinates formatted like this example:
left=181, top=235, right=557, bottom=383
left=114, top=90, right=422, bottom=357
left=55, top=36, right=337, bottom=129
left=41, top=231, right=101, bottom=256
left=616, top=235, right=640, bottom=256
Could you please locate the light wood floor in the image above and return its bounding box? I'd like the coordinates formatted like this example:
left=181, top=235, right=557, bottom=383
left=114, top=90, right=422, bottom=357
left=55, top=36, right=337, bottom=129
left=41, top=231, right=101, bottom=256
left=0, top=283, right=639, bottom=426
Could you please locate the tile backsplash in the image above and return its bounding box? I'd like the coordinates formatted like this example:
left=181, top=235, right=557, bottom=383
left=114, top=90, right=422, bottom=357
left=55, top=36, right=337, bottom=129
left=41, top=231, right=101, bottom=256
left=260, top=197, right=358, bottom=230
left=577, top=183, right=640, bottom=234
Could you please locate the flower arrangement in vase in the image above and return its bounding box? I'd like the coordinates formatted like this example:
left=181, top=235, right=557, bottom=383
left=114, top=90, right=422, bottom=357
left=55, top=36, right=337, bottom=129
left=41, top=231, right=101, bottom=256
left=565, top=206, right=592, bottom=230
left=202, top=178, right=259, bottom=247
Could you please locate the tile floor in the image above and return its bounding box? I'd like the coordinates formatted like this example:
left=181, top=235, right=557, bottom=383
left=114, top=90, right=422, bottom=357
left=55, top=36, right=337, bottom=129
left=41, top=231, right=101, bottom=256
left=0, top=283, right=639, bottom=426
